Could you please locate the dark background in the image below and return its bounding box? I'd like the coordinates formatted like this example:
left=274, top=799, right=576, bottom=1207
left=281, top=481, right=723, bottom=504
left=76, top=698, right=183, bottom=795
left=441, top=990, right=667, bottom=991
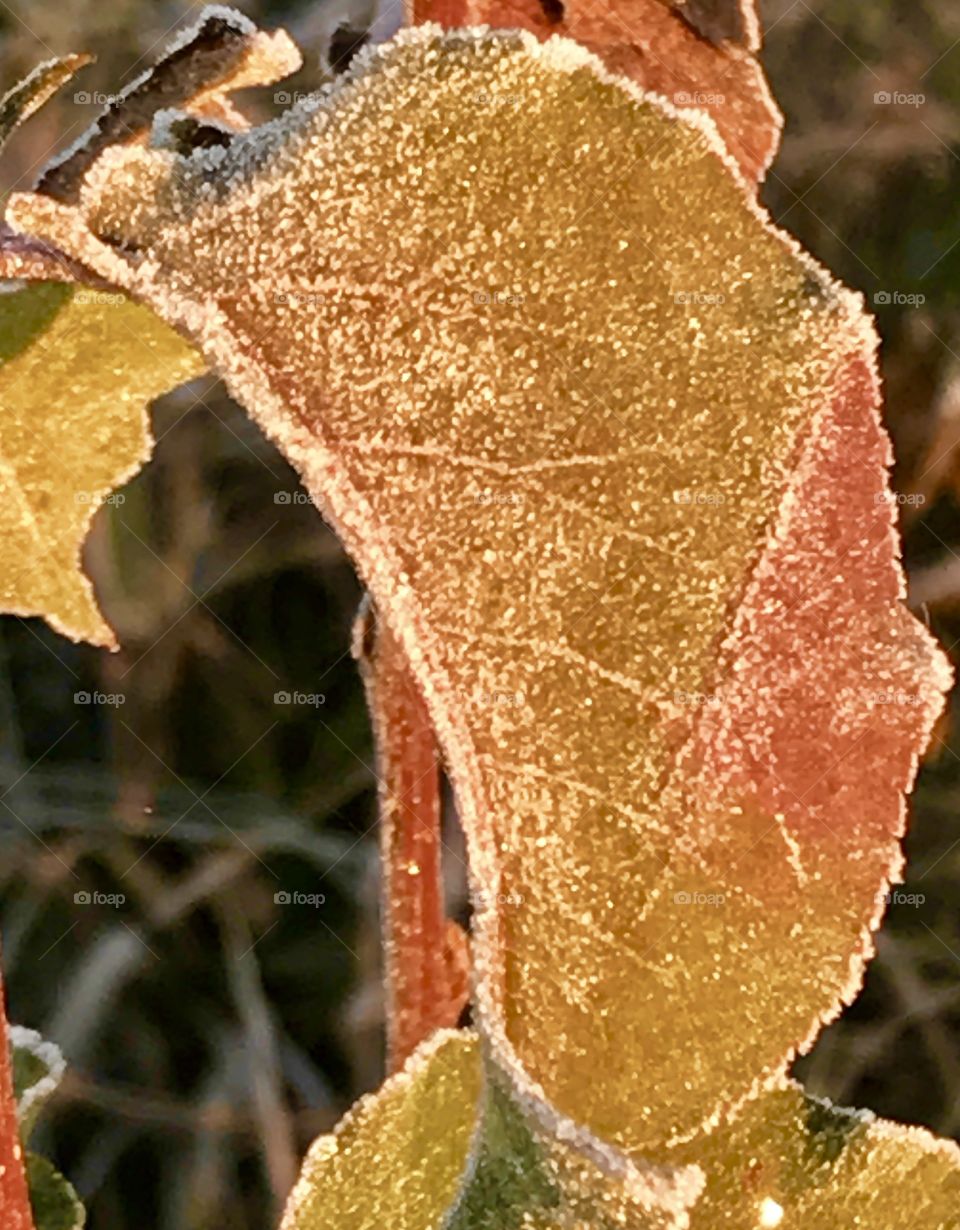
left=1, top=1, right=960, bottom=1226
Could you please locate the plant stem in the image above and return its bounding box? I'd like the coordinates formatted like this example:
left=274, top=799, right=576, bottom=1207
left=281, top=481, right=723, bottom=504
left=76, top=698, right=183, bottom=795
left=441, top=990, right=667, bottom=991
left=0, top=968, right=35, bottom=1230
left=353, top=595, right=469, bottom=1072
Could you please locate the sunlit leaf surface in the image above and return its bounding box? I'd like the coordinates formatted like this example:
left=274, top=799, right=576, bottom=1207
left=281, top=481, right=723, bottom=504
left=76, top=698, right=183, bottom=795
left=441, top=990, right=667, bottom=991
left=671, top=1079, right=960, bottom=1229
left=8, top=9, right=949, bottom=1168
left=0, top=283, right=202, bottom=646
left=409, top=0, right=778, bottom=182
left=281, top=1032, right=960, bottom=1230
left=280, top=1030, right=480, bottom=1230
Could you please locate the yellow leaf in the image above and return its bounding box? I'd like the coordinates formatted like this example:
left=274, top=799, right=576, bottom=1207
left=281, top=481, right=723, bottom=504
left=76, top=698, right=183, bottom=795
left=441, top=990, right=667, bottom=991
left=669, top=1079, right=960, bottom=1229
left=0, top=283, right=203, bottom=647
left=9, top=23, right=946, bottom=1158
left=280, top=1030, right=481, bottom=1230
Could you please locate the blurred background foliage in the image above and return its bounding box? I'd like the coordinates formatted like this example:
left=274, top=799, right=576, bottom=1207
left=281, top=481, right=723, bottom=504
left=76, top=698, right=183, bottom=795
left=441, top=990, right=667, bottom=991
left=0, top=0, right=959, bottom=1226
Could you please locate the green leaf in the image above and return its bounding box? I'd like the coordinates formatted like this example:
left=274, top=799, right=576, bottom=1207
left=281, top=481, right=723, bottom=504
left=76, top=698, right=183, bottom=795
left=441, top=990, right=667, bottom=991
left=9, top=1025, right=65, bottom=1142
left=26, top=1154, right=85, bottom=1230
left=445, top=1058, right=700, bottom=1230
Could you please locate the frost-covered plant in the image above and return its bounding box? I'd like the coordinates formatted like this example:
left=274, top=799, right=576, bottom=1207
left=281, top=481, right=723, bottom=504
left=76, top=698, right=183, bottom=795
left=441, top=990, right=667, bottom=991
left=0, top=4, right=958, bottom=1228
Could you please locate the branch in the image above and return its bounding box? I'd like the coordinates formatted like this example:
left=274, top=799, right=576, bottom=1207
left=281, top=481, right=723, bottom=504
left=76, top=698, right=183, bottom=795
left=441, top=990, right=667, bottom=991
left=0, top=967, right=35, bottom=1230
left=353, top=594, right=469, bottom=1072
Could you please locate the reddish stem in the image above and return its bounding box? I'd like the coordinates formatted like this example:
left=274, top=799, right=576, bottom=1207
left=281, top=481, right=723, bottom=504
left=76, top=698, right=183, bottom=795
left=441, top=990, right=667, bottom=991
left=0, top=969, right=34, bottom=1230
left=353, top=596, right=469, bottom=1072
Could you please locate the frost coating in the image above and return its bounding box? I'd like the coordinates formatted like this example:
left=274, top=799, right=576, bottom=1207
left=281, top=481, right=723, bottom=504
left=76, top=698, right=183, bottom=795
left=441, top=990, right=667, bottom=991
left=7, top=21, right=948, bottom=1163
left=9, top=1026, right=65, bottom=1132
left=280, top=1030, right=481, bottom=1230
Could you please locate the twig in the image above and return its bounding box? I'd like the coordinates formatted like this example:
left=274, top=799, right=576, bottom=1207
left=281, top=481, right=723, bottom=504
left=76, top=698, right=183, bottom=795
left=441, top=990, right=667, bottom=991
left=352, top=594, right=469, bottom=1072
left=0, top=966, right=35, bottom=1230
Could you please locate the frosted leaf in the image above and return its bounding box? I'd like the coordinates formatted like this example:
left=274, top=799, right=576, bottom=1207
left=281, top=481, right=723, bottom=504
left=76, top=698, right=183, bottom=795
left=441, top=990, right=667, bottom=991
left=409, top=0, right=778, bottom=182
left=9, top=1026, right=65, bottom=1142
left=283, top=1031, right=699, bottom=1230
left=663, top=1078, right=960, bottom=1229
left=447, top=1056, right=702, bottom=1229
left=0, top=282, right=203, bottom=647
left=280, top=1030, right=481, bottom=1230
left=664, top=0, right=760, bottom=49
left=8, top=1026, right=85, bottom=1230
left=25, top=1155, right=85, bottom=1230
left=0, top=55, right=90, bottom=148
left=38, top=6, right=301, bottom=203
left=8, top=19, right=948, bottom=1158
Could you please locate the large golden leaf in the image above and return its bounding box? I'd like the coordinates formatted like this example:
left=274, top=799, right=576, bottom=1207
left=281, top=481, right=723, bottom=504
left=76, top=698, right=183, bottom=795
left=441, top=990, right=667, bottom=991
left=0, top=283, right=202, bottom=646
left=9, top=22, right=948, bottom=1162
